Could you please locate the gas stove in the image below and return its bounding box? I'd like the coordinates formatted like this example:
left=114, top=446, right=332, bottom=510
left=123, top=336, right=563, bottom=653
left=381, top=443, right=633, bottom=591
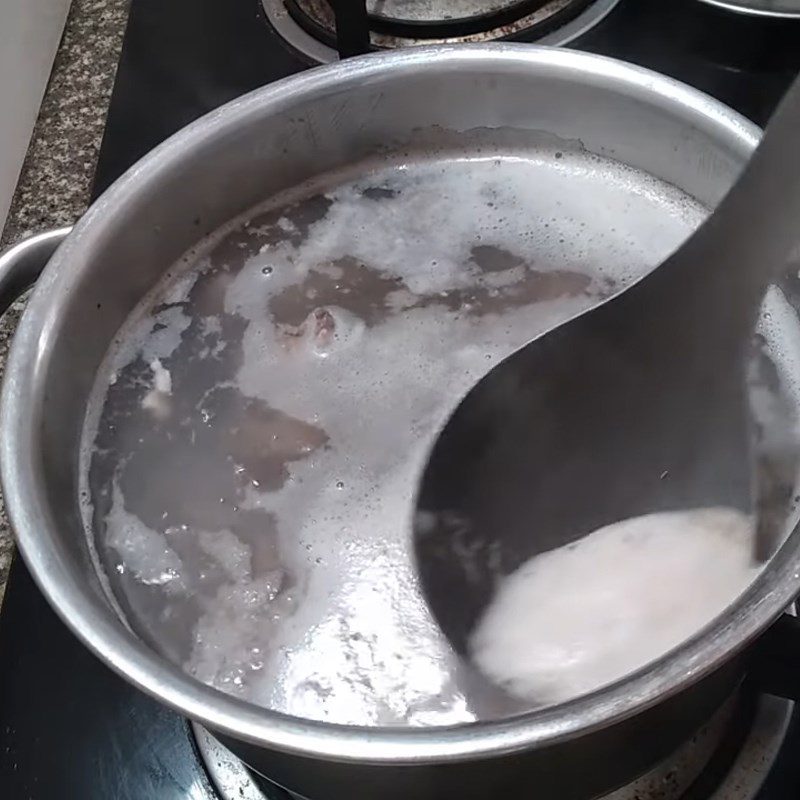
left=2, top=0, right=800, bottom=797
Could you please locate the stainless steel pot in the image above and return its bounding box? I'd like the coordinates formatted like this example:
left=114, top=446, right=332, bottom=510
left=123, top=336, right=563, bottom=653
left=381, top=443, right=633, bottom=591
left=2, top=45, right=800, bottom=800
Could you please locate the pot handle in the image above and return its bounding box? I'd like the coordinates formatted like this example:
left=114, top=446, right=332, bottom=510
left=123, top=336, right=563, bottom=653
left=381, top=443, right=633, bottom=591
left=748, top=612, right=800, bottom=700
left=0, top=227, right=72, bottom=315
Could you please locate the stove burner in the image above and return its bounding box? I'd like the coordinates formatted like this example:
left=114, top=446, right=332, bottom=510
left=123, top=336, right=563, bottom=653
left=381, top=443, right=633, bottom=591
left=194, top=725, right=285, bottom=800
left=290, top=0, right=596, bottom=39
left=193, top=695, right=793, bottom=800
left=263, top=0, right=621, bottom=63
left=712, top=697, right=795, bottom=800
left=368, top=0, right=555, bottom=24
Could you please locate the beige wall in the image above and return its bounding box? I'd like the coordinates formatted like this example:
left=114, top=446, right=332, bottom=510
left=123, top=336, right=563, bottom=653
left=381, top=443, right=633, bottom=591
left=0, top=0, right=72, bottom=232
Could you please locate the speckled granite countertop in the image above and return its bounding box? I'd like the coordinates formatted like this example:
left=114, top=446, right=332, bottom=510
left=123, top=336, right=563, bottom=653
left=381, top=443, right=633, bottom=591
left=0, top=0, right=129, bottom=606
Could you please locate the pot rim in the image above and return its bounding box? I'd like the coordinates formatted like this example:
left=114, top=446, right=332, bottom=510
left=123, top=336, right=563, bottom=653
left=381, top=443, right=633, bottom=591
left=695, top=0, right=800, bottom=19
left=3, top=43, right=793, bottom=765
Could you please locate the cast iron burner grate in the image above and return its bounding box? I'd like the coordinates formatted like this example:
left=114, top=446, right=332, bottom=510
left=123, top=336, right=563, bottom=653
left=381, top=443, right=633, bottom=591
left=193, top=694, right=793, bottom=800
left=263, top=0, right=622, bottom=62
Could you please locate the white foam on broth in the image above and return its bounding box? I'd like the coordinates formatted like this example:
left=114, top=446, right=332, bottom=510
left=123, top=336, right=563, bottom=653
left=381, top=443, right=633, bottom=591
left=79, top=148, right=800, bottom=726
left=471, top=508, right=759, bottom=706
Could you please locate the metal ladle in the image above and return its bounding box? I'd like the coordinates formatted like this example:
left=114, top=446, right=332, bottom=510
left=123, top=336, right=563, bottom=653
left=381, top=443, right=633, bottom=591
left=413, top=76, right=800, bottom=656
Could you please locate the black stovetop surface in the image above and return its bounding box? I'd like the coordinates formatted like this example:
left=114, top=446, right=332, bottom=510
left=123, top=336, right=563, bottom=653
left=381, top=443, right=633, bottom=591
left=2, top=1, right=800, bottom=797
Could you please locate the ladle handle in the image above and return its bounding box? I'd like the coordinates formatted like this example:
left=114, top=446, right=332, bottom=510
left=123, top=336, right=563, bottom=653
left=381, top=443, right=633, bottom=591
left=663, top=74, right=800, bottom=329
